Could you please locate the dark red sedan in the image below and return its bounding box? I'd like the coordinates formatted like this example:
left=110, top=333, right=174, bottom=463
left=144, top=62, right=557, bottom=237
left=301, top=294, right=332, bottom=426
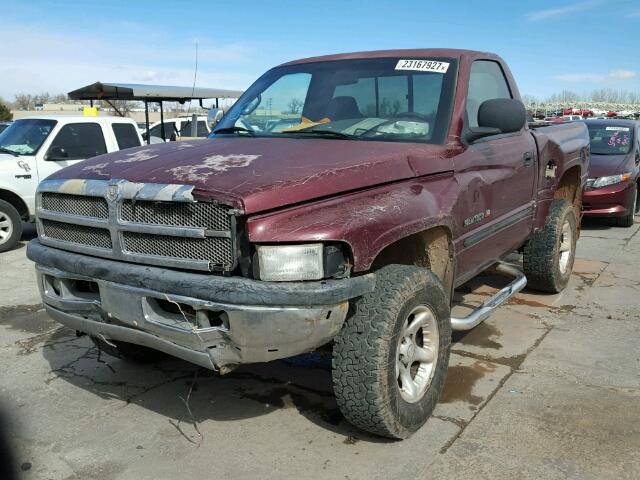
left=582, top=119, right=640, bottom=227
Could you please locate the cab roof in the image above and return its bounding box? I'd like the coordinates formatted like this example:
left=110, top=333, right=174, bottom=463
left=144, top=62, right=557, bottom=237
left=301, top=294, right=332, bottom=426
left=279, top=48, right=497, bottom=66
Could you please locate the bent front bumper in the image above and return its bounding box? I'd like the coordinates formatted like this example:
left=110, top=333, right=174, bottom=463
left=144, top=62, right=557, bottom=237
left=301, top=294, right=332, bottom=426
left=27, top=240, right=375, bottom=370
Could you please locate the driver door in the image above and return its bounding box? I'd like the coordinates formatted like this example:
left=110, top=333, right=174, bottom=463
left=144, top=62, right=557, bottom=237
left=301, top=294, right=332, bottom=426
left=37, top=122, right=108, bottom=181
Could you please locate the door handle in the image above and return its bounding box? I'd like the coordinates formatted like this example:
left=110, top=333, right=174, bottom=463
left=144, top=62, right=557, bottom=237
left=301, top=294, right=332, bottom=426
left=15, top=174, right=32, bottom=179
left=523, top=152, right=534, bottom=167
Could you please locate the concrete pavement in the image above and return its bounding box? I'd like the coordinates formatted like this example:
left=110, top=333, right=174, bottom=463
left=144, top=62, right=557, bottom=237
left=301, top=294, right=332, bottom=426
left=0, top=218, right=638, bottom=479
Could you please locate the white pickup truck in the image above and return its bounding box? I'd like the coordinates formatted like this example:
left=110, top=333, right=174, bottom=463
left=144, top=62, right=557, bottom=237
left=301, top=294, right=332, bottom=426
left=0, top=115, right=142, bottom=252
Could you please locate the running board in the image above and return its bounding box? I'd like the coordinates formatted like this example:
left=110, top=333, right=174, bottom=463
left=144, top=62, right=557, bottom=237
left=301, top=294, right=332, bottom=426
left=450, top=262, right=527, bottom=331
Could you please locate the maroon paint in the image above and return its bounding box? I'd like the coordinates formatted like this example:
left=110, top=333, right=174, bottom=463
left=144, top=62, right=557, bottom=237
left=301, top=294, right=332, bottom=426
left=47, top=49, right=590, bottom=284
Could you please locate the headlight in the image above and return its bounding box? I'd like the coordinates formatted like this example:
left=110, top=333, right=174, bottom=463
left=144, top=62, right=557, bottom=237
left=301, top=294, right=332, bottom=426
left=592, top=173, right=632, bottom=189
left=256, top=244, right=324, bottom=281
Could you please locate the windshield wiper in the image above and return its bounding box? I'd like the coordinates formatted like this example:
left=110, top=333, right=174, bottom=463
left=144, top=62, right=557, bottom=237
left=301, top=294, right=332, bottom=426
left=0, top=147, right=19, bottom=157
left=288, top=129, right=357, bottom=140
left=213, top=126, right=255, bottom=136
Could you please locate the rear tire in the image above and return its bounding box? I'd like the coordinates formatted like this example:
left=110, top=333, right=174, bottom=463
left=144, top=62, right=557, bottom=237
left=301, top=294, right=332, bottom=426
left=0, top=199, right=22, bottom=253
left=523, top=199, right=577, bottom=293
left=332, top=265, right=451, bottom=439
left=617, top=184, right=637, bottom=228
left=90, top=336, right=166, bottom=363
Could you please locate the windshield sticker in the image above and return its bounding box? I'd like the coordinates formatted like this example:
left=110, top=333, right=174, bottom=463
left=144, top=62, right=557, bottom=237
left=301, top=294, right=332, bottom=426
left=606, top=126, right=630, bottom=131
left=395, top=60, right=450, bottom=73
left=607, top=131, right=630, bottom=148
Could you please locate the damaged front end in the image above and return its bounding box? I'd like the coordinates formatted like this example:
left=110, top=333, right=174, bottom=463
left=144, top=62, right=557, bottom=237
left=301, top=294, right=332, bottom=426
left=28, top=179, right=374, bottom=371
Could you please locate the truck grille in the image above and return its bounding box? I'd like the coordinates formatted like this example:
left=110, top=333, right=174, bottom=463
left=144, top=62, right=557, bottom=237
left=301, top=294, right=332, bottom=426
left=36, top=181, right=236, bottom=273
left=41, top=192, right=109, bottom=219
left=41, top=220, right=112, bottom=249
left=122, top=232, right=233, bottom=267
left=120, top=200, right=231, bottom=230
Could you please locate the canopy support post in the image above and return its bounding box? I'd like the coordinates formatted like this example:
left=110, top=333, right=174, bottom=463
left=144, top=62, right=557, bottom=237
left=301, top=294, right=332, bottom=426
left=160, top=101, right=165, bottom=141
left=144, top=100, right=150, bottom=145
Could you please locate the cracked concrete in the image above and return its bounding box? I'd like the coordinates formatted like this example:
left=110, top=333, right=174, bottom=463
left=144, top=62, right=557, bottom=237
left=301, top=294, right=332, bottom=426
left=0, top=219, right=638, bottom=479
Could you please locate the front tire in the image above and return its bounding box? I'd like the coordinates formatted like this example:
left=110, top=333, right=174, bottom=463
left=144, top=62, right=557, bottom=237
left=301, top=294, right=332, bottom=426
left=0, top=199, right=23, bottom=253
left=523, top=199, right=577, bottom=293
left=332, top=265, right=451, bottom=439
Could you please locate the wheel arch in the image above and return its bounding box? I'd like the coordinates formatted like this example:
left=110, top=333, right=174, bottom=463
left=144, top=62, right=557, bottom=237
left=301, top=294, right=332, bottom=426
left=553, top=165, right=582, bottom=223
left=0, top=188, right=29, bottom=220
left=369, top=226, right=455, bottom=295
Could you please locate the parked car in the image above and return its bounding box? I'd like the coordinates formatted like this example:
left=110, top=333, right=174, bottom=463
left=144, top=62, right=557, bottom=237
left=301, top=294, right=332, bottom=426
left=27, top=49, right=589, bottom=439
left=142, top=116, right=210, bottom=142
left=0, top=115, right=142, bottom=251
left=582, top=119, right=640, bottom=227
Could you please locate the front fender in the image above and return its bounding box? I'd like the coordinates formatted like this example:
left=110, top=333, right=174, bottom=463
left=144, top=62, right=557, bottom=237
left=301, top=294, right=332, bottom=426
left=247, top=175, right=457, bottom=272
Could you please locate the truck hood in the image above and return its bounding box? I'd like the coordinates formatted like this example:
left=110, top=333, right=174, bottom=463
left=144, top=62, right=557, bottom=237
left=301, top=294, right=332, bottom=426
left=47, top=137, right=449, bottom=213
left=588, top=153, right=633, bottom=178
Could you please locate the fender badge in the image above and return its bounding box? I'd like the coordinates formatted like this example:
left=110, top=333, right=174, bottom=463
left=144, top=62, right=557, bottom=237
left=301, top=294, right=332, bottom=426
left=464, top=209, right=491, bottom=227
left=17, top=160, right=31, bottom=172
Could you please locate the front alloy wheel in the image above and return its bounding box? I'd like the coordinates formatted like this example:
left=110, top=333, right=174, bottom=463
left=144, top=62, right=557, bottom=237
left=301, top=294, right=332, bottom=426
left=396, top=305, right=439, bottom=403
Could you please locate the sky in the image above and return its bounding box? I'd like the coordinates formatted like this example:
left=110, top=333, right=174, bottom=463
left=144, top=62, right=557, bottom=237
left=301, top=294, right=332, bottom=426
left=2, top=0, right=639, bottom=103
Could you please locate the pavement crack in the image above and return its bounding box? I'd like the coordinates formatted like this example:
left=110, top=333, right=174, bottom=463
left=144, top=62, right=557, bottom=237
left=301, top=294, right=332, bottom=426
left=439, top=324, right=554, bottom=455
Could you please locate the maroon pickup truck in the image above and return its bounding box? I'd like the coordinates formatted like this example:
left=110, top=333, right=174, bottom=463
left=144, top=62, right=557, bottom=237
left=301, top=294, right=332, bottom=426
left=27, top=49, right=589, bottom=439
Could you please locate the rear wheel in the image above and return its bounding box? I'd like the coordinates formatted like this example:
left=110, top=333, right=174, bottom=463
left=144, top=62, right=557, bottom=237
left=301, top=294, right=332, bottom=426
left=523, top=199, right=577, bottom=293
left=332, top=265, right=451, bottom=439
left=617, top=184, right=637, bottom=228
left=0, top=199, right=22, bottom=253
left=90, top=336, right=166, bottom=363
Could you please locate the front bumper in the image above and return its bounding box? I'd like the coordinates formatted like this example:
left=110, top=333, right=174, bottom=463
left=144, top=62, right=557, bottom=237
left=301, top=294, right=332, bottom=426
left=27, top=240, right=375, bottom=370
left=582, top=181, right=635, bottom=217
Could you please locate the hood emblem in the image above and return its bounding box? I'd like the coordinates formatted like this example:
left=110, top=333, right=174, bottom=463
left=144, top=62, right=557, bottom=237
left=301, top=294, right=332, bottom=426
left=106, top=183, right=119, bottom=202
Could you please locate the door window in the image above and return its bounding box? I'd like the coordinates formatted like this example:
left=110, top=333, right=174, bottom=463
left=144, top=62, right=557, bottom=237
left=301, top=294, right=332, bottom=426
left=149, top=122, right=177, bottom=139
left=47, top=123, right=107, bottom=160
left=112, top=123, right=141, bottom=149
left=466, top=61, right=512, bottom=127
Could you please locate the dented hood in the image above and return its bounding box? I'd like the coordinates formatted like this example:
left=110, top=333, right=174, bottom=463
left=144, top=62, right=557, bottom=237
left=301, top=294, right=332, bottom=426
left=47, top=137, right=448, bottom=213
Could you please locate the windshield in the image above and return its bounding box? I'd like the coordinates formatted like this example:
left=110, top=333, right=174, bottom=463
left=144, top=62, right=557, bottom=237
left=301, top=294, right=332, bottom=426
left=587, top=124, right=633, bottom=155
left=0, top=119, right=57, bottom=155
left=215, top=57, right=457, bottom=144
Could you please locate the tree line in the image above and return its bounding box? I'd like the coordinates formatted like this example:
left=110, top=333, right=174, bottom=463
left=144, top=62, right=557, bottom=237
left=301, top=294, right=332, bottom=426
left=523, top=88, right=640, bottom=106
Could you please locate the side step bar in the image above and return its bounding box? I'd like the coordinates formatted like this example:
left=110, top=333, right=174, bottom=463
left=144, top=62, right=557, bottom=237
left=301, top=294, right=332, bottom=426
left=450, top=262, right=527, bottom=331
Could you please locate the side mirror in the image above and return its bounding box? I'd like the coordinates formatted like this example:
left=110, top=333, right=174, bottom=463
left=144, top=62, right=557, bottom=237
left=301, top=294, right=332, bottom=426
left=207, top=108, right=224, bottom=128
left=45, top=146, right=68, bottom=161
left=464, top=98, right=527, bottom=144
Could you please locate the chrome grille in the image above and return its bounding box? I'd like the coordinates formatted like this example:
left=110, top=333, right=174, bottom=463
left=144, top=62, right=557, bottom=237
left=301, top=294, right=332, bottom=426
left=122, top=232, right=233, bottom=268
left=41, top=192, right=108, bottom=219
left=41, top=219, right=112, bottom=249
left=36, top=180, right=236, bottom=273
left=120, top=200, right=231, bottom=230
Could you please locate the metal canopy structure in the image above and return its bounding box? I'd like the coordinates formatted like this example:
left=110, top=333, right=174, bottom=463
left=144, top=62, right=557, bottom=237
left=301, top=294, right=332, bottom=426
left=68, top=82, right=243, bottom=103
left=68, top=82, right=244, bottom=143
